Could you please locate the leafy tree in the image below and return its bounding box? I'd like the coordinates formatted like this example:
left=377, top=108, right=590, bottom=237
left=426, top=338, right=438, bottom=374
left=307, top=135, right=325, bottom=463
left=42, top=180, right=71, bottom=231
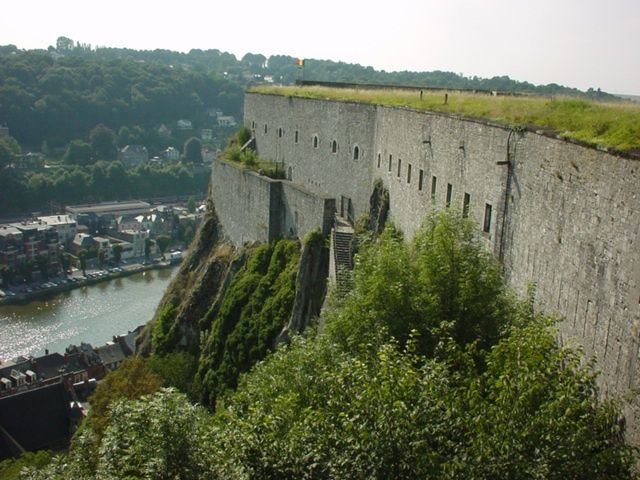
left=60, top=252, right=72, bottom=274
left=63, top=139, right=93, bottom=165
left=144, top=237, right=153, bottom=260
left=183, top=225, right=195, bottom=246
left=89, top=123, right=117, bottom=161
left=97, top=248, right=106, bottom=268
left=0, top=450, right=53, bottom=480
left=77, top=249, right=87, bottom=275
left=183, top=137, right=202, bottom=163
left=111, top=243, right=122, bottom=264
left=85, top=356, right=162, bottom=442
left=156, top=234, right=171, bottom=260
left=0, top=264, right=13, bottom=287
left=0, top=136, right=21, bottom=169
left=326, top=212, right=511, bottom=360
left=18, top=259, right=34, bottom=283
left=147, top=352, right=196, bottom=394
left=36, top=253, right=49, bottom=280
left=186, top=196, right=196, bottom=213
left=96, top=389, right=214, bottom=480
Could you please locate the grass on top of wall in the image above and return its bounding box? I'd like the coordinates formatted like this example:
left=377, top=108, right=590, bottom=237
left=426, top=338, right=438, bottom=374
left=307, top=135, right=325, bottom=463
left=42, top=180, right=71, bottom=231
left=250, top=85, right=640, bottom=153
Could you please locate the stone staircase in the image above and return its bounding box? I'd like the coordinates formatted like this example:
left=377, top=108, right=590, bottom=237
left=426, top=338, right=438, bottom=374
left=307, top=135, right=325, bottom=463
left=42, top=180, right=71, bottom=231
left=330, top=216, right=355, bottom=295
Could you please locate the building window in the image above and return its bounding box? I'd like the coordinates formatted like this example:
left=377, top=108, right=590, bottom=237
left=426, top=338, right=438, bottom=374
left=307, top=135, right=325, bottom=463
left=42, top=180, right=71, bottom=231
left=397, top=158, right=402, bottom=178
left=377, top=153, right=381, bottom=168
left=407, top=163, right=412, bottom=184
left=251, top=121, right=256, bottom=129
left=331, top=140, right=338, bottom=153
left=418, top=169, right=424, bottom=191
left=264, top=124, right=268, bottom=134
left=353, top=145, right=360, bottom=160
left=446, top=183, right=452, bottom=207
left=313, top=135, right=319, bottom=148
left=277, top=127, right=283, bottom=138
left=431, top=176, right=437, bottom=198
left=388, top=154, right=393, bottom=172
left=483, top=204, right=492, bottom=233
left=294, top=130, right=299, bottom=143
left=463, top=193, right=470, bottom=217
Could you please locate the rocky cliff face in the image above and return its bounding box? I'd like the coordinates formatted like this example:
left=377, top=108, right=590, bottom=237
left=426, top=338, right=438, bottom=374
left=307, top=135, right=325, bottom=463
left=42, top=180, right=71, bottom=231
left=138, top=206, right=330, bottom=408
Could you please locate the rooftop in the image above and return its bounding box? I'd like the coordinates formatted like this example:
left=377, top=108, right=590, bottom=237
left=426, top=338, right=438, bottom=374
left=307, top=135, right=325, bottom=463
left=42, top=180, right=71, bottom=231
left=66, top=200, right=151, bottom=216
left=249, top=84, right=640, bottom=155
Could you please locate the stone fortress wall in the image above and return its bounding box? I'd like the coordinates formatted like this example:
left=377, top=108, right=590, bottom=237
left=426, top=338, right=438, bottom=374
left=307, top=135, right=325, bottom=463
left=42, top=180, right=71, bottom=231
left=210, top=158, right=335, bottom=247
left=240, top=91, right=640, bottom=442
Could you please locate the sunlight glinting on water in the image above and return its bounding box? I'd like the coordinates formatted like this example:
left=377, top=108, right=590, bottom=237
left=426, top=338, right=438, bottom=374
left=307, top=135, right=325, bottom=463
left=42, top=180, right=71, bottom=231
left=0, top=267, right=177, bottom=360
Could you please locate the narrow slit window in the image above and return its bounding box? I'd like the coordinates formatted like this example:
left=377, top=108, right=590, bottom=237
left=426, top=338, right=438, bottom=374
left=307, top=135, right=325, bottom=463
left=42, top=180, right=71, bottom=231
left=463, top=193, right=470, bottom=217
left=331, top=140, right=337, bottom=153
left=264, top=124, right=268, bottom=134
left=397, top=158, right=402, bottom=178
left=446, top=183, right=452, bottom=207
left=294, top=130, right=299, bottom=143
left=388, top=154, right=393, bottom=172
left=353, top=145, right=360, bottom=160
left=377, top=153, right=381, bottom=168
left=407, top=163, right=412, bottom=184
left=483, top=204, right=492, bottom=233
left=313, top=135, right=318, bottom=148
left=418, top=169, right=424, bottom=191
left=431, top=176, right=437, bottom=197
left=278, top=127, right=283, bottom=138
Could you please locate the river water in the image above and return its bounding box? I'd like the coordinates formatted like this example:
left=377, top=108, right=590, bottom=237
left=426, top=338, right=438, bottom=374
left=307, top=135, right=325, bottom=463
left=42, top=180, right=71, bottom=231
left=0, top=266, right=178, bottom=361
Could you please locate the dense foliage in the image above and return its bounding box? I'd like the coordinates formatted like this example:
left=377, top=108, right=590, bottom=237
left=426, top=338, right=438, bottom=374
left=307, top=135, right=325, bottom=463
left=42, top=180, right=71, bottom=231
left=193, top=239, right=301, bottom=406
left=14, top=212, right=635, bottom=479
left=0, top=50, right=243, bottom=149
left=0, top=161, right=209, bottom=212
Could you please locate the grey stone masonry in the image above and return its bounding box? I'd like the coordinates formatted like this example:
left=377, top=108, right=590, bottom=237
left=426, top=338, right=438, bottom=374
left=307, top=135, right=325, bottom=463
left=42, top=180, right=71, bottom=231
left=242, top=91, right=640, bottom=445
left=211, top=159, right=335, bottom=247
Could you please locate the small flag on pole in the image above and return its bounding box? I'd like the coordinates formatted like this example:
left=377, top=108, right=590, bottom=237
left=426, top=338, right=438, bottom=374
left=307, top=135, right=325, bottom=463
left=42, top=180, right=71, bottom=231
left=295, top=58, right=305, bottom=68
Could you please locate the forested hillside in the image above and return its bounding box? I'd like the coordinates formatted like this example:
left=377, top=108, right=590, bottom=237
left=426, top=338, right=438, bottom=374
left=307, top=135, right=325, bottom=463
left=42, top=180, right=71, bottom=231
left=0, top=49, right=242, bottom=149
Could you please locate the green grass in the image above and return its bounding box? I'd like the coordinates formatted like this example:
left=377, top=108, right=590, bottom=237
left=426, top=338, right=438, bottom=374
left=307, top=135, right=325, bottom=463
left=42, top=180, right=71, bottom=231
left=250, top=85, right=640, bottom=153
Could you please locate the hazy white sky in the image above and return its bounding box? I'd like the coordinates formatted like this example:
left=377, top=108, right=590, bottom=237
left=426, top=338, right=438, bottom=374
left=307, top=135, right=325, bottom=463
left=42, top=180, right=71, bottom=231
left=1, top=0, right=638, bottom=95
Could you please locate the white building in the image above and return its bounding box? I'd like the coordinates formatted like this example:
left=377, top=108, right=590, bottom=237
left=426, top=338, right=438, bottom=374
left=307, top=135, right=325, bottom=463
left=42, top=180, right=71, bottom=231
left=38, top=215, right=77, bottom=245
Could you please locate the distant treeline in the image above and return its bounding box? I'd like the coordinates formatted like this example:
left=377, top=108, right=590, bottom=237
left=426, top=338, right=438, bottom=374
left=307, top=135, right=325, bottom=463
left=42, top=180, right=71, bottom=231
left=0, top=47, right=243, bottom=150
left=0, top=162, right=209, bottom=214
left=0, top=40, right=617, bottom=150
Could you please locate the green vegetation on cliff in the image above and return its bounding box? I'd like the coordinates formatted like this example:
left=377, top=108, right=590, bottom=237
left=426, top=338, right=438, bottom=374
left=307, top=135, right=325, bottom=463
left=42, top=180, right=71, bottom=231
left=251, top=85, right=640, bottom=153
left=15, top=212, right=634, bottom=479
left=193, top=239, right=300, bottom=406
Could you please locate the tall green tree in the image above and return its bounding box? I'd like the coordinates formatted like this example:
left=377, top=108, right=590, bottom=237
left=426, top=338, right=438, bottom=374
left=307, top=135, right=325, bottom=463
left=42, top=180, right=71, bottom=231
left=156, top=234, right=171, bottom=260
left=90, top=124, right=117, bottom=161
left=63, top=140, right=93, bottom=165
left=111, top=244, right=123, bottom=265
left=78, top=249, right=87, bottom=276
left=183, top=137, right=202, bottom=163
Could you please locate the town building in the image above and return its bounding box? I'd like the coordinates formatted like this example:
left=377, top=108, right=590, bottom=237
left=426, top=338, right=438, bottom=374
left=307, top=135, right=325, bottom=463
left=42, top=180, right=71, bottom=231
left=177, top=119, right=193, bottom=130
left=37, top=215, right=77, bottom=246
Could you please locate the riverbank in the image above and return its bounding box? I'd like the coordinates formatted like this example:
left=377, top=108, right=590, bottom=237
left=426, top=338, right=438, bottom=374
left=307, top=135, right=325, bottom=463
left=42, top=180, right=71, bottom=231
left=0, top=259, right=180, bottom=306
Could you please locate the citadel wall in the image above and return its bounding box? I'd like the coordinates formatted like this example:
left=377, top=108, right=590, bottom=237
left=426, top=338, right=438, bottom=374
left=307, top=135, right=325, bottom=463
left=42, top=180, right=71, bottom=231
left=210, top=158, right=335, bottom=247
left=243, top=91, right=640, bottom=442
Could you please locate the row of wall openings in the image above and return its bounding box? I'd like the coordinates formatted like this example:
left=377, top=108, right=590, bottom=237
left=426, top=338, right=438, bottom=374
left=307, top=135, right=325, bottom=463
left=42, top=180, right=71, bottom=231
left=259, top=123, right=361, bottom=159
left=372, top=151, right=492, bottom=232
